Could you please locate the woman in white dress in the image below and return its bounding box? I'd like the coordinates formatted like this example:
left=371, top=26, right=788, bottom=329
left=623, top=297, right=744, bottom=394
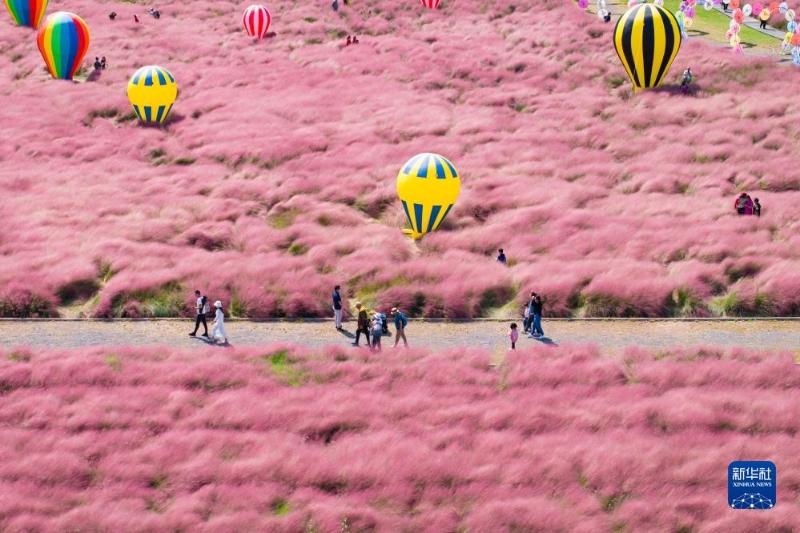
left=211, top=301, right=229, bottom=344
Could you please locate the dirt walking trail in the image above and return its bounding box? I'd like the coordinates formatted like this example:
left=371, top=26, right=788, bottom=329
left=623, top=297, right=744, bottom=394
left=0, top=319, right=798, bottom=356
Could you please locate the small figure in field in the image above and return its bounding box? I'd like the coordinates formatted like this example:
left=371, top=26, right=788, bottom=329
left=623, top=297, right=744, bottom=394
left=529, top=294, right=544, bottom=338
left=332, top=0, right=339, bottom=11
left=753, top=198, right=761, bottom=217
left=211, top=301, right=229, bottom=344
left=735, top=192, right=754, bottom=215
left=352, top=35, right=359, bottom=43
left=149, top=8, right=161, bottom=19
left=682, top=67, right=692, bottom=85
left=509, top=323, right=518, bottom=350
left=100, top=56, right=108, bottom=69
left=93, top=57, right=102, bottom=71
left=391, top=307, right=409, bottom=348
left=346, top=36, right=352, bottom=46
left=332, top=284, right=343, bottom=330
left=604, top=11, right=611, bottom=22
left=496, top=248, right=507, bottom=265
left=352, top=302, right=371, bottom=346
left=189, top=289, right=210, bottom=338
left=759, top=8, right=770, bottom=29
left=109, top=12, right=117, bottom=20
left=371, top=312, right=384, bottom=352
left=134, top=14, right=139, bottom=23
left=721, top=1, right=729, bottom=11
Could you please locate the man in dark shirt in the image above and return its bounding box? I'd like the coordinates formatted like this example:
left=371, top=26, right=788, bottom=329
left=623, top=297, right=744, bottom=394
left=530, top=294, right=544, bottom=338
left=353, top=302, right=370, bottom=346
left=332, top=285, right=343, bottom=330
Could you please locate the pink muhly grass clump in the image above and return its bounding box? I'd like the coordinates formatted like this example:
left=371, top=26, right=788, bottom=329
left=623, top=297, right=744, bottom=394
left=0, top=0, right=799, bottom=317
left=2, top=343, right=799, bottom=528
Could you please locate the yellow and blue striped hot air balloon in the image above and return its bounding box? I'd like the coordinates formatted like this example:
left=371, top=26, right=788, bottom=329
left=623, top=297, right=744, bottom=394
left=127, top=66, right=178, bottom=125
left=396, top=153, right=460, bottom=240
left=613, top=3, right=682, bottom=91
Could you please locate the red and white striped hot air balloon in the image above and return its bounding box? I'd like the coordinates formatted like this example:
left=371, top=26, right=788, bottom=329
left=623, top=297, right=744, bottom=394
left=420, top=0, right=441, bottom=8
left=243, top=5, right=271, bottom=39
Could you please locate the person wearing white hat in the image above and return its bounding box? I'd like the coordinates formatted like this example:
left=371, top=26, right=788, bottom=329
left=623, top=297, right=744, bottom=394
left=211, top=300, right=228, bottom=344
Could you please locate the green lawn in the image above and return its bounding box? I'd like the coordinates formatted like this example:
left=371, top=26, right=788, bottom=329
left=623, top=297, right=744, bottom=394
left=663, top=0, right=781, bottom=51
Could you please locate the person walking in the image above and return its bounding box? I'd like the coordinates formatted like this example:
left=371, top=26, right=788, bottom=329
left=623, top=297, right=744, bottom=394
left=496, top=248, right=507, bottom=265
left=524, top=292, right=536, bottom=333
left=332, top=285, right=343, bottom=330
left=371, top=312, right=383, bottom=352
left=211, top=301, right=229, bottom=344
left=352, top=302, right=371, bottom=346
left=753, top=198, right=762, bottom=217
left=509, top=323, right=518, bottom=350
left=189, top=290, right=209, bottom=338
left=391, top=307, right=409, bottom=348
left=530, top=294, right=545, bottom=338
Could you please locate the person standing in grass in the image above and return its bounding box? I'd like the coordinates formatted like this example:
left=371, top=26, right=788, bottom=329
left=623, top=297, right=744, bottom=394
left=391, top=307, right=409, bottom=348
left=189, top=289, right=209, bottom=338
left=332, top=285, right=343, bottom=330
left=509, top=323, right=518, bottom=349
left=530, top=294, right=545, bottom=338
left=496, top=248, right=507, bottom=265
left=352, top=302, right=371, bottom=346
left=211, top=301, right=229, bottom=344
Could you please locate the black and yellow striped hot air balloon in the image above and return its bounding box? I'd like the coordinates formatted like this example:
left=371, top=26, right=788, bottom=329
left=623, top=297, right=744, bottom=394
left=613, top=3, right=682, bottom=91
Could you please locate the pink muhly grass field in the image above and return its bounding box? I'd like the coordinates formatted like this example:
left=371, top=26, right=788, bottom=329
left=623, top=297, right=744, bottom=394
left=0, top=344, right=798, bottom=530
left=0, top=0, right=799, bottom=318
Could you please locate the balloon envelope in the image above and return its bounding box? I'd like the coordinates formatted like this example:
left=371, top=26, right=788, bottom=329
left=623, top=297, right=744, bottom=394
left=421, top=0, right=440, bottom=9
left=613, top=4, right=682, bottom=90
left=243, top=4, right=271, bottom=38
left=127, top=66, right=178, bottom=124
left=37, top=12, right=90, bottom=80
left=3, top=0, right=48, bottom=28
left=397, top=153, right=460, bottom=240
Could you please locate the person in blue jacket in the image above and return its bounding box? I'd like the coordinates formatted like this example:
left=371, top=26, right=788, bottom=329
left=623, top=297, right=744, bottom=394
left=391, top=307, right=409, bottom=348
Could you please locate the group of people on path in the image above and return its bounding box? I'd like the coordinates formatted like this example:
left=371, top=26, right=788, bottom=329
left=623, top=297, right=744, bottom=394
left=188, top=290, right=228, bottom=344
left=509, top=292, right=546, bottom=349
left=93, top=57, right=108, bottom=71
left=333, top=286, right=409, bottom=351
left=735, top=192, right=761, bottom=216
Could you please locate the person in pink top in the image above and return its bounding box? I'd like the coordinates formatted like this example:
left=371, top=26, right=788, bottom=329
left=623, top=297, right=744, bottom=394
left=509, top=323, right=519, bottom=350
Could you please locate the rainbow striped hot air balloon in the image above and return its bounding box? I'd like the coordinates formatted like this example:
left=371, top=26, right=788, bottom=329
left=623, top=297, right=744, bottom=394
left=3, top=0, right=48, bottom=28
left=421, top=0, right=441, bottom=8
left=397, top=153, right=460, bottom=240
left=243, top=4, right=271, bottom=39
left=36, top=12, right=90, bottom=80
left=613, top=3, right=681, bottom=90
left=127, top=66, right=178, bottom=125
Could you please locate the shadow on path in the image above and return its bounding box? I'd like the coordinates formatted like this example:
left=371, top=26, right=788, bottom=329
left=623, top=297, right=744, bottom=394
left=338, top=328, right=355, bottom=339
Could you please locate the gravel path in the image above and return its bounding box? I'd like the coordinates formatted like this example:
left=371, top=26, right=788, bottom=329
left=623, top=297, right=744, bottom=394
left=0, top=319, right=798, bottom=356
